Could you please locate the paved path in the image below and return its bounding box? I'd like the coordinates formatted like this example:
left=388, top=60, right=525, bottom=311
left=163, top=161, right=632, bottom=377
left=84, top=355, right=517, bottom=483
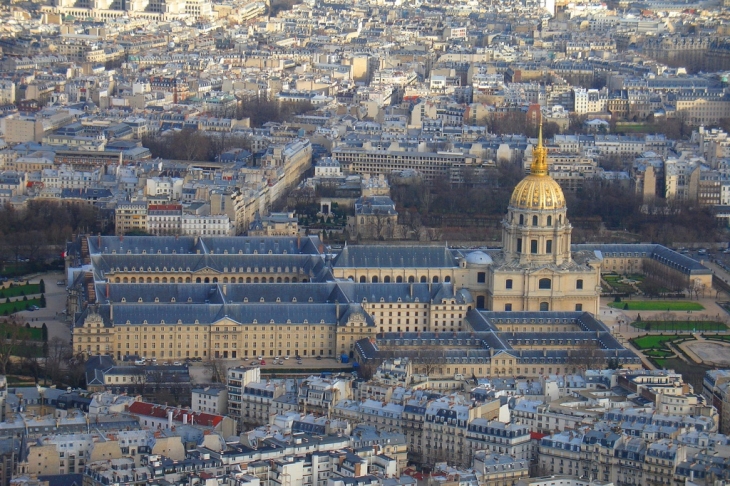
left=14, top=272, right=70, bottom=344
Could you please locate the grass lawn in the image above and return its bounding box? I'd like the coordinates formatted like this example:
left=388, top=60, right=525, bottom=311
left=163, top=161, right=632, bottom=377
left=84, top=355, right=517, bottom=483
left=632, top=321, right=727, bottom=331
left=0, top=322, right=43, bottom=341
left=0, top=284, right=40, bottom=299
left=608, top=300, right=704, bottom=311
left=0, top=298, right=42, bottom=316
left=632, top=335, right=686, bottom=350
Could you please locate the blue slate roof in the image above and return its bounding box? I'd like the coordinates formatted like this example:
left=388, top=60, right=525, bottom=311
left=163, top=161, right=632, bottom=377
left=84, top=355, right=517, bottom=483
left=332, top=245, right=458, bottom=268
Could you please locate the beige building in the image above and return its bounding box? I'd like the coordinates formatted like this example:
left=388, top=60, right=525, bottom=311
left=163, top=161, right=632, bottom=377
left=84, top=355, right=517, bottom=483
left=114, top=202, right=147, bottom=235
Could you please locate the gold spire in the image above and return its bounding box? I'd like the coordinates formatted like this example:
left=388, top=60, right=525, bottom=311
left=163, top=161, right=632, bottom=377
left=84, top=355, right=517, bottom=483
left=530, top=122, right=548, bottom=176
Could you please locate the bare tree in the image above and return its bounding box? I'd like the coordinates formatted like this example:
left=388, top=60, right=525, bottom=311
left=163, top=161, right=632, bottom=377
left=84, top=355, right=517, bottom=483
left=209, top=359, right=228, bottom=384
left=0, top=315, right=26, bottom=375
left=45, top=337, right=72, bottom=385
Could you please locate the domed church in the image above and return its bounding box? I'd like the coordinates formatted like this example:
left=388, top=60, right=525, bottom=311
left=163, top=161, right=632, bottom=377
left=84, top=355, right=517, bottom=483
left=487, top=123, right=601, bottom=313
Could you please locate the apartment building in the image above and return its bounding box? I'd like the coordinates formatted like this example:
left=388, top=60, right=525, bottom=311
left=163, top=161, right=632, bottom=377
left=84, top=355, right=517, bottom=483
left=191, top=386, right=228, bottom=415
left=181, top=214, right=232, bottom=236
left=331, top=146, right=480, bottom=184
left=147, top=204, right=182, bottom=235
left=702, top=369, right=730, bottom=434
left=114, top=202, right=148, bottom=236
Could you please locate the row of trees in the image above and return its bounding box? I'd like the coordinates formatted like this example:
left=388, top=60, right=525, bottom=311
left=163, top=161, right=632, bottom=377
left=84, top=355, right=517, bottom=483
left=0, top=315, right=86, bottom=387
left=141, top=98, right=314, bottom=162
left=0, top=201, right=105, bottom=267
left=388, top=161, right=721, bottom=244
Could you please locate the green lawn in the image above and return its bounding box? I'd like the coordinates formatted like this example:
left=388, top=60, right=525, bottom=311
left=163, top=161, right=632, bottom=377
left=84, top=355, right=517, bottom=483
left=654, top=358, right=669, bottom=368
left=632, top=321, right=727, bottom=331
left=0, top=298, right=42, bottom=316
left=632, top=335, right=685, bottom=350
left=608, top=300, right=704, bottom=311
left=0, top=322, right=43, bottom=341
left=0, top=284, right=40, bottom=299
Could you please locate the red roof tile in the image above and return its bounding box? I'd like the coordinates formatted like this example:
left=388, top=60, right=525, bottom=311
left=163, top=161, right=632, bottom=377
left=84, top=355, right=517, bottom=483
left=128, top=401, right=223, bottom=427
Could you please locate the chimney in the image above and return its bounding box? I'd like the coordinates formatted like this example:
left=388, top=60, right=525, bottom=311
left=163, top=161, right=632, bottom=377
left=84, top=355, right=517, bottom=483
left=98, top=233, right=101, bottom=247
left=335, top=300, right=340, bottom=320
left=223, top=284, right=227, bottom=296
left=297, top=235, right=301, bottom=249
left=167, top=409, right=173, bottom=427
left=106, top=283, right=109, bottom=298
left=409, top=283, right=413, bottom=298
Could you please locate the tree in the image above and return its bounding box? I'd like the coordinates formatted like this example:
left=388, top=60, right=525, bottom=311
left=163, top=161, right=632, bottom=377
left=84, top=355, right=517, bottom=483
left=209, top=359, right=228, bottom=383
left=40, top=294, right=46, bottom=308
left=0, top=315, right=27, bottom=374
left=39, top=279, right=45, bottom=293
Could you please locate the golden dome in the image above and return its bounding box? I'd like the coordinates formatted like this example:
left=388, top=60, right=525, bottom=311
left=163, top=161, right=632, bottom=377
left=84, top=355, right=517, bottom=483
left=508, top=123, right=566, bottom=211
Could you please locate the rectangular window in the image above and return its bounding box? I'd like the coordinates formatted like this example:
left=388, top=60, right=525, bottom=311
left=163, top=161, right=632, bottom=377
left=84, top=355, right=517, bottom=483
left=517, top=238, right=522, bottom=253
left=576, top=279, right=583, bottom=289
left=575, top=304, right=583, bottom=311
left=506, top=279, right=513, bottom=289
left=505, top=303, right=512, bottom=311
left=477, top=272, right=486, bottom=283
left=546, top=240, right=552, bottom=254
left=531, top=240, right=538, bottom=254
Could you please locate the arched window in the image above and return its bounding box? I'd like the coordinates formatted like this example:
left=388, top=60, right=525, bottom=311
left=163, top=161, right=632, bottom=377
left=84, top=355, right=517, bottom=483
left=540, top=302, right=549, bottom=311
left=408, top=276, right=415, bottom=283
left=506, top=279, right=513, bottom=289
left=432, top=276, right=439, bottom=283
left=383, top=276, right=391, bottom=283
left=396, top=276, right=403, bottom=283
left=360, top=276, right=367, bottom=283
left=532, top=215, right=538, bottom=226
left=420, top=276, right=427, bottom=283
left=372, top=276, right=379, bottom=283
left=547, top=216, right=552, bottom=226
left=539, top=278, right=551, bottom=289
left=444, top=276, right=451, bottom=283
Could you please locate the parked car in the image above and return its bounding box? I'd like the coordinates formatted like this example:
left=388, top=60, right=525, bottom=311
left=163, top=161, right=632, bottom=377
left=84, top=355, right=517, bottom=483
left=316, top=355, right=322, bottom=360
left=260, top=360, right=266, bottom=365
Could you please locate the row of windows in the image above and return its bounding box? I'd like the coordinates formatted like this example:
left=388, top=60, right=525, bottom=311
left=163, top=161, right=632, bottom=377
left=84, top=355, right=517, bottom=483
left=517, top=214, right=562, bottom=226
left=350, top=275, right=450, bottom=283
left=503, top=303, right=582, bottom=311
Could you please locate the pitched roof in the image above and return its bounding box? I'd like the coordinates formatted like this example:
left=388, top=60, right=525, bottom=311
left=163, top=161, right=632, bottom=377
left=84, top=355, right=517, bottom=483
left=128, top=402, right=223, bottom=428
